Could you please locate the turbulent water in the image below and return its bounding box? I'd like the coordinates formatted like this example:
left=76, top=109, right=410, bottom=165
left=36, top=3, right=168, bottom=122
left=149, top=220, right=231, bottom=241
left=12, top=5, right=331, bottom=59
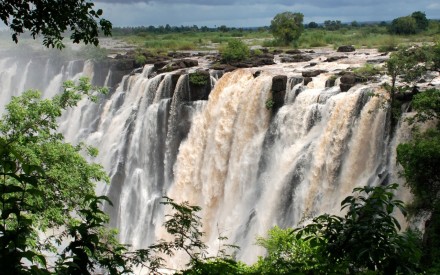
left=0, top=53, right=407, bottom=267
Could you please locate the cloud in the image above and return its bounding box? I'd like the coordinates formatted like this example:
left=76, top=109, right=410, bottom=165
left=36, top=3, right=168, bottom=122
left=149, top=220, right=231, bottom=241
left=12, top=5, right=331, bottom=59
left=94, top=0, right=440, bottom=27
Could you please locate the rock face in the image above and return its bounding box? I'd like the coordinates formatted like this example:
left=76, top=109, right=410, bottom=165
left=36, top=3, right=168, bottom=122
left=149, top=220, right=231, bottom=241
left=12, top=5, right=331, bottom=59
left=337, top=45, right=356, bottom=52
left=271, top=75, right=287, bottom=110
left=185, top=70, right=211, bottom=101
left=339, top=72, right=369, bottom=92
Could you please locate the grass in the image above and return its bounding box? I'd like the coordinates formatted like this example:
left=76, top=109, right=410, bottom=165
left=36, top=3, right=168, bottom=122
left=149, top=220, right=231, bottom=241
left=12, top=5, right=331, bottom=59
left=113, top=23, right=440, bottom=53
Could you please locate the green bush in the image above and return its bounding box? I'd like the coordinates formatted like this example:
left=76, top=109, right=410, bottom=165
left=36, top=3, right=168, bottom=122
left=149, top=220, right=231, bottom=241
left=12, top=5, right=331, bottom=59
left=134, top=53, right=147, bottom=65
left=353, top=63, right=383, bottom=79
left=221, top=39, right=250, bottom=63
left=265, top=99, right=274, bottom=110
left=189, top=72, right=209, bottom=86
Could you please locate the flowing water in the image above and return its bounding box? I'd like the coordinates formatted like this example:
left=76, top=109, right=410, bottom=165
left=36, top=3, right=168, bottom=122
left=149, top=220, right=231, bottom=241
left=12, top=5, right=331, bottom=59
left=0, top=53, right=407, bottom=267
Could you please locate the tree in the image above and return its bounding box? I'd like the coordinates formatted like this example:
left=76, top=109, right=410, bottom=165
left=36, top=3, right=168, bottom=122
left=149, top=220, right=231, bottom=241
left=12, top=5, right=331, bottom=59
left=307, top=21, right=319, bottom=29
left=270, top=12, right=304, bottom=46
left=385, top=45, right=433, bottom=128
left=324, top=20, right=343, bottom=30
left=0, top=79, right=135, bottom=273
left=296, top=184, right=421, bottom=274
left=0, top=0, right=112, bottom=49
left=389, top=16, right=418, bottom=34
left=411, top=11, right=429, bottom=32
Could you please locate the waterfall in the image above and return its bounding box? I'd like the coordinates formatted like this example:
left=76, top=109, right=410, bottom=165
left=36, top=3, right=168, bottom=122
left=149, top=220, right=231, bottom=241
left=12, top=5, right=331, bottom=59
left=0, top=54, right=404, bottom=267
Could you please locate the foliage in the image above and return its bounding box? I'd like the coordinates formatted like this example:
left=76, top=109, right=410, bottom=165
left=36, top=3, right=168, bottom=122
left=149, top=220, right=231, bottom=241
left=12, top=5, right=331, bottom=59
left=252, top=226, right=322, bottom=274
left=411, top=11, right=429, bottom=32
left=0, top=0, right=112, bottom=49
left=295, top=184, right=422, bottom=274
left=324, top=20, right=343, bottom=31
left=397, top=128, right=440, bottom=213
left=0, top=78, right=139, bottom=273
left=389, top=11, right=428, bottom=35
left=221, top=39, right=250, bottom=63
left=396, top=89, right=440, bottom=270
left=265, top=99, right=274, bottom=110
left=189, top=72, right=210, bottom=87
left=353, top=63, right=383, bottom=80
left=389, top=16, right=418, bottom=35
left=307, top=22, right=319, bottom=29
left=385, top=45, right=433, bottom=126
left=134, top=54, right=147, bottom=65
left=270, top=12, right=304, bottom=46
left=410, top=88, right=440, bottom=123
left=152, top=197, right=243, bottom=274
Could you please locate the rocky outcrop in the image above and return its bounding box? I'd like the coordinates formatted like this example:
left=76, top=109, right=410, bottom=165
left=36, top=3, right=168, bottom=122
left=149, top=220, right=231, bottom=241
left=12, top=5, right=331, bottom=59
left=185, top=70, right=211, bottom=101
left=271, top=75, right=287, bottom=110
left=325, top=56, right=348, bottom=62
left=285, top=49, right=302, bottom=54
left=339, top=72, right=369, bottom=92
left=156, top=59, right=199, bottom=73
left=280, top=54, right=313, bottom=63
left=302, top=70, right=327, bottom=78
left=337, top=45, right=355, bottom=52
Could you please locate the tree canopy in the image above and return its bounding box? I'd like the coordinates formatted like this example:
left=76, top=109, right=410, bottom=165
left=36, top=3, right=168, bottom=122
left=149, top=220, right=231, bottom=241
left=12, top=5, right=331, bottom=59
left=0, top=0, right=112, bottom=48
left=270, top=12, right=304, bottom=46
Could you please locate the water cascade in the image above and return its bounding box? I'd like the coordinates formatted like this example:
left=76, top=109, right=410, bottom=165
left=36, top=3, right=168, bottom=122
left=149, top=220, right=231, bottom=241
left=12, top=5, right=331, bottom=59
left=0, top=52, right=406, bottom=266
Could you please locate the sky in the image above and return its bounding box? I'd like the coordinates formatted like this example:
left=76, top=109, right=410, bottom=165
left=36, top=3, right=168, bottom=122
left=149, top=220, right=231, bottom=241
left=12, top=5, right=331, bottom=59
left=94, top=0, right=440, bottom=27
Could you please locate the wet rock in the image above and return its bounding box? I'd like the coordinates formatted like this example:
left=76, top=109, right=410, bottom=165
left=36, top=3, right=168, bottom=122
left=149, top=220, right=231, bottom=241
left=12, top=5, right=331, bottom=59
left=272, top=75, right=288, bottom=110
left=156, top=59, right=199, bottom=73
left=114, top=59, right=135, bottom=71
left=154, top=61, right=168, bottom=70
left=168, top=52, right=191, bottom=58
left=337, top=45, right=355, bottom=52
left=285, top=49, right=302, bottom=54
left=302, top=70, right=327, bottom=78
left=325, top=56, right=348, bottom=62
left=325, top=76, right=337, bottom=88
left=186, top=70, right=211, bottom=101
left=339, top=72, right=366, bottom=92
left=209, top=63, right=237, bottom=72
left=181, top=59, right=198, bottom=67
left=273, top=49, right=283, bottom=54
left=272, top=75, right=287, bottom=92
left=280, top=54, right=313, bottom=63
left=304, top=77, right=313, bottom=85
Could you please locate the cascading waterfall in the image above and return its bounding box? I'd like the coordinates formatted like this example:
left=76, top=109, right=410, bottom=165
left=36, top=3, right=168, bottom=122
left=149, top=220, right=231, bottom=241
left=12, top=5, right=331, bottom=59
left=1, top=53, right=406, bottom=267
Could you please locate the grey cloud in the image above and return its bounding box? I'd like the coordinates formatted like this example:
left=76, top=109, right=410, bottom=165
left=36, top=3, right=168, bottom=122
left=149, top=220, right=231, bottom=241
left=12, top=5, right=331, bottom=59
left=95, top=0, right=388, bottom=8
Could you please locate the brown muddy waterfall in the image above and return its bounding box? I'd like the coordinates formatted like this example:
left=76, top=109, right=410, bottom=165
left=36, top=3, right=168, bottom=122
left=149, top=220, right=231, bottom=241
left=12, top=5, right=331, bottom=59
left=0, top=51, right=407, bottom=267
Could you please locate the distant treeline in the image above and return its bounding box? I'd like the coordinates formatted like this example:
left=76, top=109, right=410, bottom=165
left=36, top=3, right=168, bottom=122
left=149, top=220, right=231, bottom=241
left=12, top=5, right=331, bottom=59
left=111, top=25, right=269, bottom=36
left=112, top=17, right=439, bottom=36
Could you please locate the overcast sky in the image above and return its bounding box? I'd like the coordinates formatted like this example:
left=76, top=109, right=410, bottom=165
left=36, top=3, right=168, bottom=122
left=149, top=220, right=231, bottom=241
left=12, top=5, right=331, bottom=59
left=94, top=0, right=440, bottom=27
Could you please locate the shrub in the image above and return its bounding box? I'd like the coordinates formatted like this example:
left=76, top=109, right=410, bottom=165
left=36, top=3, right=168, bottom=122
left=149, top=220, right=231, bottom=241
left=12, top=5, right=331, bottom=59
left=221, top=39, right=250, bottom=63
left=265, top=99, right=274, bottom=110
left=353, top=63, right=382, bottom=79
left=189, top=72, right=209, bottom=86
left=134, top=53, right=147, bottom=65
